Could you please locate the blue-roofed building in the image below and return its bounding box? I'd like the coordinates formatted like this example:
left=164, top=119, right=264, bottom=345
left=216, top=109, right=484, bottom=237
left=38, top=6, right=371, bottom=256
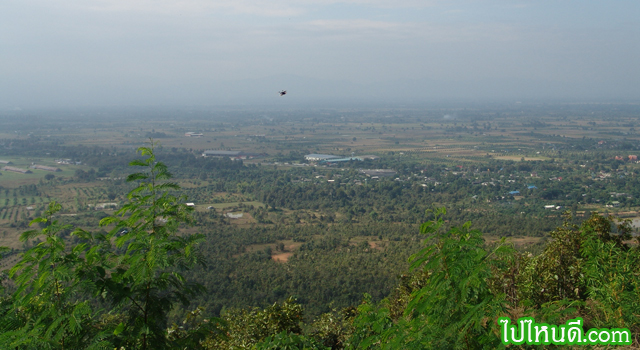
left=509, top=191, right=520, bottom=195
left=528, top=185, right=537, bottom=189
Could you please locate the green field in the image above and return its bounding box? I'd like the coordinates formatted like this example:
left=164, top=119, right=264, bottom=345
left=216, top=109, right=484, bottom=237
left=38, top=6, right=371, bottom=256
left=0, top=157, right=95, bottom=188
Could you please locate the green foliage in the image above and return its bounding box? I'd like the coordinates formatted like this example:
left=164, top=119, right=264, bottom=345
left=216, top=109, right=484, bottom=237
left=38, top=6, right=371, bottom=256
left=579, top=214, right=640, bottom=333
left=0, top=142, right=211, bottom=350
left=343, top=209, right=640, bottom=349
left=206, top=297, right=305, bottom=349
left=488, top=212, right=640, bottom=342
left=254, top=332, right=329, bottom=350
left=347, top=294, right=393, bottom=349
left=308, top=307, right=356, bottom=349
left=204, top=298, right=358, bottom=350
left=0, top=201, right=109, bottom=349
left=500, top=212, right=640, bottom=333
left=516, top=212, right=586, bottom=306
left=349, top=208, right=513, bottom=350
left=91, top=142, right=207, bottom=349
left=167, top=307, right=226, bottom=350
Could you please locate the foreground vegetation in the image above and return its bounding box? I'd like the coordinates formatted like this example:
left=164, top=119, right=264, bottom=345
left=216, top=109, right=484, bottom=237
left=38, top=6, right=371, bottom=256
left=1, top=145, right=638, bottom=349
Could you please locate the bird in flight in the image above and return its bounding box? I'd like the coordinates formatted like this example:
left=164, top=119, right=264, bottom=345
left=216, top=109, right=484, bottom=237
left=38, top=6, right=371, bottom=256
left=279, top=90, right=287, bottom=96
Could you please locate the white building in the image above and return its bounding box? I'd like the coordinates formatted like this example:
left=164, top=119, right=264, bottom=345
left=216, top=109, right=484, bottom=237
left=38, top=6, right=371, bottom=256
left=304, top=154, right=340, bottom=161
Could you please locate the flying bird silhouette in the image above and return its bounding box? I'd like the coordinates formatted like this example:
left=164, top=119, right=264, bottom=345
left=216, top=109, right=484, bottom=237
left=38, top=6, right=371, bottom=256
left=279, top=90, right=287, bottom=96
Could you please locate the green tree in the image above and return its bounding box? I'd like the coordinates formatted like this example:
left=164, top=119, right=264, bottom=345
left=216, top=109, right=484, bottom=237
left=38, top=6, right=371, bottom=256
left=349, top=208, right=512, bottom=349
left=0, top=201, right=108, bottom=349
left=96, top=142, right=208, bottom=349
left=0, top=142, right=213, bottom=350
left=580, top=216, right=640, bottom=333
left=205, top=297, right=306, bottom=349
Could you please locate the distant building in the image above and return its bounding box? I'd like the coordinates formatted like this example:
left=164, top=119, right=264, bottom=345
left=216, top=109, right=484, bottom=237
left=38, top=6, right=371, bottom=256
left=359, top=169, right=397, bottom=177
left=304, top=154, right=340, bottom=161
left=95, top=203, right=118, bottom=210
left=360, top=155, right=380, bottom=160
left=0, top=160, right=12, bottom=165
left=629, top=155, right=638, bottom=161
left=185, top=132, right=203, bottom=137
left=202, top=150, right=262, bottom=159
left=31, top=164, right=61, bottom=172
left=203, top=150, right=241, bottom=157
left=321, top=157, right=363, bottom=164
left=2, top=166, right=32, bottom=174
left=509, top=191, right=520, bottom=195
left=544, top=205, right=556, bottom=209
left=610, top=192, right=630, bottom=198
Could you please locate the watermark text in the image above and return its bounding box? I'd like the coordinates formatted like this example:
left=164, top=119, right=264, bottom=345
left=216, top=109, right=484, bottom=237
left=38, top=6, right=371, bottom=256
left=498, top=317, right=632, bottom=346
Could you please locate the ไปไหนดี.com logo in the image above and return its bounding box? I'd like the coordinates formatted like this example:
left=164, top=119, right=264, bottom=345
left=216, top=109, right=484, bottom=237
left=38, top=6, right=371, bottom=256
left=498, top=317, right=632, bottom=346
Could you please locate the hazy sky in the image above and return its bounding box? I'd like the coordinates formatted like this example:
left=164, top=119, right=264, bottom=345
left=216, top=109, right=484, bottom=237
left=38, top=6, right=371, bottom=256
left=1, top=0, right=639, bottom=107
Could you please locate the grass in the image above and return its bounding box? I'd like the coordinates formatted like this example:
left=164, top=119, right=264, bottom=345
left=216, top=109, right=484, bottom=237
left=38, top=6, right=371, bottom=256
left=0, top=157, right=96, bottom=188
